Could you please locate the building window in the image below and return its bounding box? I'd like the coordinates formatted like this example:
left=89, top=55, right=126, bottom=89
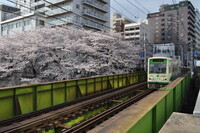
left=76, top=4, right=80, bottom=9
left=24, top=20, right=31, bottom=26
left=2, top=26, right=7, bottom=31
left=170, top=6, right=175, bottom=9
left=8, top=24, right=14, bottom=30
left=16, top=22, right=21, bottom=28
left=39, top=20, right=45, bottom=25
left=135, top=27, right=140, bottom=30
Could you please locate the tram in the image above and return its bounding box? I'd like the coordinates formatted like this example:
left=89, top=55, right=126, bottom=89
left=147, top=57, right=181, bottom=88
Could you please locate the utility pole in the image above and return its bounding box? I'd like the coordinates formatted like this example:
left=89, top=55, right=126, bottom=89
left=144, top=33, right=147, bottom=71
left=190, top=40, right=194, bottom=77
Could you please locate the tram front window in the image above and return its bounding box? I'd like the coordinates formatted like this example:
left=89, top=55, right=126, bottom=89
left=150, top=63, right=166, bottom=73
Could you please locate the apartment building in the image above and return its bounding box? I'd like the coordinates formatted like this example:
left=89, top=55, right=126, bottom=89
left=195, top=9, right=200, bottom=59
left=110, top=12, right=133, bottom=33
left=30, top=0, right=110, bottom=31
left=124, top=19, right=154, bottom=44
left=0, top=0, right=110, bottom=36
left=147, top=1, right=196, bottom=58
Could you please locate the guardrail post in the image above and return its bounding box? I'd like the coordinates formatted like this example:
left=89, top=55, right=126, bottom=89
left=51, top=84, right=54, bottom=106
left=86, top=79, right=88, bottom=96
left=101, top=77, right=103, bottom=91
left=64, top=82, right=67, bottom=103
left=33, top=86, right=37, bottom=111
left=94, top=78, right=96, bottom=93
left=118, top=75, right=119, bottom=88
left=13, top=88, right=16, bottom=117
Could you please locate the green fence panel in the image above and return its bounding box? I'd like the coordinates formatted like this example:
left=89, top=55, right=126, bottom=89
left=155, top=98, right=166, bottom=133
left=127, top=110, right=153, bottom=133
left=119, top=75, right=123, bottom=87
left=109, top=76, right=114, bottom=88
left=166, top=90, right=174, bottom=119
left=102, top=77, right=109, bottom=90
left=95, top=77, right=102, bottom=92
left=37, top=84, right=52, bottom=110
left=53, top=82, right=65, bottom=106
left=87, top=79, right=95, bottom=95
left=0, top=72, right=147, bottom=121
left=113, top=75, right=119, bottom=89
left=175, top=83, right=182, bottom=111
left=18, top=94, right=34, bottom=114
left=66, top=81, right=77, bottom=102
left=0, top=89, right=14, bottom=120
left=122, top=75, right=127, bottom=86
left=0, top=98, right=14, bottom=120
left=0, top=89, right=14, bottom=97
left=78, top=80, right=87, bottom=96
left=16, top=87, right=34, bottom=114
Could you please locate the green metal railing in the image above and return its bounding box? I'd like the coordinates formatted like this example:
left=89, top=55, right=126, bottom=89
left=0, top=72, right=146, bottom=121
left=127, top=72, right=191, bottom=133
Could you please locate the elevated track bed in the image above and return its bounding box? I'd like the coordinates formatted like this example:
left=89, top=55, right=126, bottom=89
left=0, top=82, right=152, bottom=133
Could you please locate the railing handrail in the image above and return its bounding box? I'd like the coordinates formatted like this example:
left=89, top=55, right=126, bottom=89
left=0, top=72, right=145, bottom=90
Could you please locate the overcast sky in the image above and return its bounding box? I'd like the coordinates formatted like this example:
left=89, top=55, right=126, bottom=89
left=1, top=0, right=200, bottom=21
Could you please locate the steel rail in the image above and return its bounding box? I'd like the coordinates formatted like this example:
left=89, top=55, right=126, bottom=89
left=0, top=82, right=147, bottom=133
left=64, top=89, right=155, bottom=133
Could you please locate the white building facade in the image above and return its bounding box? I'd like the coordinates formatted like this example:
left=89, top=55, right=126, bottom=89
left=0, top=12, right=46, bottom=36
left=0, top=0, right=110, bottom=36
left=17, top=0, right=110, bottom=31
left=124, top=19, right=154, bottom=44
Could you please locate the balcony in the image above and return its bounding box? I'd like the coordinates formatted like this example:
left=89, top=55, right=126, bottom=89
left=31, top=0, right=45, bottom=7
left=97, top=0, right=108, bottom=4
left=82, top=0, right=107, bottom=13
left=82, top=9, right=107, bottom=22
left=45, top=5, right=72, bottom=16
left=46, top=17, right=73, bottom=26
left=82, top=19, right=103, bottom=30
left=36, top=7, right=50, bottom=13
left=46, top=0, right=72, bottom=6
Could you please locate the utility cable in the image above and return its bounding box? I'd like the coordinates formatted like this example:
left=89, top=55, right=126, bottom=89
left=126, top=0, right=147, bottom=15
left=135, top=0, right=150, bottom=13
left=113, top=0, right=138, bottom=19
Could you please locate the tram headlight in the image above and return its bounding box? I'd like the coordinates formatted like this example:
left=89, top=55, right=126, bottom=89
left=149, top=77, right=154, bottom=80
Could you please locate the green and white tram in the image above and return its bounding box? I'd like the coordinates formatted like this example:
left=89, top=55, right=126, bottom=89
left=147, top=57, right=181, bottom=88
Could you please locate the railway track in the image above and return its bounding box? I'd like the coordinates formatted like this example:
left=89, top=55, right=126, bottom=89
left=64, top=89, right=154, bottom=133
left=0, top=82, right=154, bottom=133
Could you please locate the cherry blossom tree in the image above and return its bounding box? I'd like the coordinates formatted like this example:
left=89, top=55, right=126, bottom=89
left=0, top=27, right=142, bottom=87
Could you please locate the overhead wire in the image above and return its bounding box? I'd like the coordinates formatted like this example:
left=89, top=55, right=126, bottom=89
left=108, top=2, right=134, bottom=22
left=126, top=0, right=147, bottom=15
left=134, top=0, right=150, bottom=13
left=113, top=0, right=138, bottom=19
